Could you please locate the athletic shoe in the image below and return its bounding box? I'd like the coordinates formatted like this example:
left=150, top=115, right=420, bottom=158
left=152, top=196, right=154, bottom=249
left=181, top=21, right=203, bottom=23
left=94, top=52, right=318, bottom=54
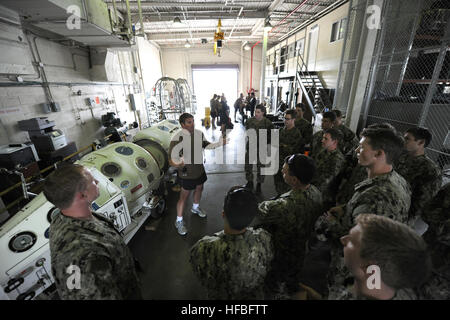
left=191, top=207, right=207, bottom=218
left=175, top=220, right=187, bottom=235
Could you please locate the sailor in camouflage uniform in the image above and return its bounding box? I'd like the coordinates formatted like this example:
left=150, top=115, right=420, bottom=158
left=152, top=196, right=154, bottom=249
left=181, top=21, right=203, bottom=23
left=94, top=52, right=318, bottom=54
left=244, top=104, right=275, bottom=193
left=43, top=164, right=142, bottom=300
left=395, top=127, right=442, bottom=224
left=275, top=109, right=304, bottom=194
left=336, top=123, right=399, bottom=206
left=294, top=103, right=313, bottom=148
left=335, top=150, right=367, bottom=205
left=256, top=154, right=323, bottom=296
left=332, top=109, right=359, bottom=155
left=417, top=183, right=450, bottom=300
left=311, top=128, right=346, bottom=208
left=315, top=127, right=411, bottom=289
left=190, top=186, right=273, bottom=299
left=328, top=214, right=431, bottom=300
left=310, top=111, right=336, bottom=160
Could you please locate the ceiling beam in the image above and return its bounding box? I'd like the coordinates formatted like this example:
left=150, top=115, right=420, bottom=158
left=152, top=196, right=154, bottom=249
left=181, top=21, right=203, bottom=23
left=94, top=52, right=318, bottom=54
left=145, top=26, right=253, bottom=34
left=147, top=31, right=261, bottom=42
left=139, top=11, right=268, bottom=22
left=105, top=1, right=265, bottom=9
left=250, top=19, right=265, bottom=36
left=283, top=0, right=332, bottom=5
left=268, top=0, right=286, bottom=12
left=135, top=9, right=260, bottom=15
left=271, top=10, right=316, bottom=15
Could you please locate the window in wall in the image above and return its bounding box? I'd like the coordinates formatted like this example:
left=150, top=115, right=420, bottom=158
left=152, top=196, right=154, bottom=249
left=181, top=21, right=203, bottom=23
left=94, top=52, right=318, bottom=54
left=280, top=46, right=287, bottom=72
left=330, top=18, right=347, bottom=42
left=296, top=38, right=305, bottom=57
left=273, top=50, right=279, bottom=75
left=339, top=18, right=347, bottom=40
left=288, top=43, right=295, bottom=59
left=330, top=22, right=339, bottom=42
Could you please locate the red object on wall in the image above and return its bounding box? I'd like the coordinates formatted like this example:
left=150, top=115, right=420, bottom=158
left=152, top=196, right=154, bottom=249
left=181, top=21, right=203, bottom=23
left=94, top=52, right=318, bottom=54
left=95, top=97, right=100, bottom=104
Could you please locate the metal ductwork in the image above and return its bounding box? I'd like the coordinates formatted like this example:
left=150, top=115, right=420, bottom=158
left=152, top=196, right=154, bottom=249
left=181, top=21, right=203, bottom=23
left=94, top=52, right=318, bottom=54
left=1, top=0, right=131, bottom=47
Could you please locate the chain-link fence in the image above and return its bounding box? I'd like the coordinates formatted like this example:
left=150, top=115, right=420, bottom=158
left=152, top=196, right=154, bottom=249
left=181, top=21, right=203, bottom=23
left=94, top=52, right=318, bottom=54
left=336, top=0, right=450, bottom=173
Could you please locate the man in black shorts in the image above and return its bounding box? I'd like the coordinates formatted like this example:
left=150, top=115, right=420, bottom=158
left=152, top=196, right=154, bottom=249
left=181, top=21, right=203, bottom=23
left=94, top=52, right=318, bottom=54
left=169, top=113, right=226, bottom=235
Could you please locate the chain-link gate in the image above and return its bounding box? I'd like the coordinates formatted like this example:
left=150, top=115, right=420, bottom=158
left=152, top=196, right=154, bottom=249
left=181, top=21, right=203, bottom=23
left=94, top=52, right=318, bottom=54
left=336, top=0, right=450, bottom=174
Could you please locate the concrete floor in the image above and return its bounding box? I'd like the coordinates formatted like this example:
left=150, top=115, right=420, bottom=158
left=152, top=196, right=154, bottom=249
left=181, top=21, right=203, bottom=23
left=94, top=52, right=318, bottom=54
left=128, top=111, right=330, bottom=299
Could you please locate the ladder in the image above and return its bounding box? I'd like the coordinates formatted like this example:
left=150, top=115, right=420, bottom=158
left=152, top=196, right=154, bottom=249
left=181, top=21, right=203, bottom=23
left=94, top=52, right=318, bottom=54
left=294, top=54, right=332, bottom=116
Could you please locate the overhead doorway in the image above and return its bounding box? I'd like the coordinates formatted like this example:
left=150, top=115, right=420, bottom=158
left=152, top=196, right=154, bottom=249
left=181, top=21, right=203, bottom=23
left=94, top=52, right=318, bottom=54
left=191, top=65, right=239, bottom=117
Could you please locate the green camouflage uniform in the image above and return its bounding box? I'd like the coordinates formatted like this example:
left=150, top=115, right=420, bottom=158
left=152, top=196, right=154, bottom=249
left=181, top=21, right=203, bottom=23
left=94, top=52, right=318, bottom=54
left=257, top=186, right=323, bottom=293
left=316, top=170, right=412, bottom=241
left=335, top=150, right=368, bottom=205
left=310, top=130, right=324, bottom=160
left=274, top=126, right=304, bottom=194
left=311, top=148, right=346, bottom=207
left=336, top=124, right=359, bottom=155
left=189, top=227, right=273, bottom=300
left=417, top=183, right=450, bottom=300
left=395, top=152, right=442, bottom=223
left=245, top=117, right=274, bottom=183
left=49, top=212, right=142, bottom=300
left=328, top=284, right=418, bottom=300
left=295, top=117, right=313, bottom=147
left=315, top=170, right=411, bottom=289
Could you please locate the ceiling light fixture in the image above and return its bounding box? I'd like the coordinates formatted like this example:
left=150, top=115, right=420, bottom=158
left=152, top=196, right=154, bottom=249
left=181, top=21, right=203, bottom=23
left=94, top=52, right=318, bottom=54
left=264, top=20, right=273, bottom=32
left=173, top=17, right=182, bottom=25
left=184, top=40, right=191, bottom=48
left=244, top=43, right=251, bottom=50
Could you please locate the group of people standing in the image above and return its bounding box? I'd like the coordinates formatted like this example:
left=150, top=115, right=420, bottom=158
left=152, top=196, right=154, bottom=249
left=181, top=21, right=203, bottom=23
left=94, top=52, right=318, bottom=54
left=233, top=91, right=257, bottom=121
left=209, top=93, right=231, bottom=136
left=189, top=103, right=448, bottom=300
left=41, top=101, right=448, bottom=301
left=210, top=91, right=258, bottom=132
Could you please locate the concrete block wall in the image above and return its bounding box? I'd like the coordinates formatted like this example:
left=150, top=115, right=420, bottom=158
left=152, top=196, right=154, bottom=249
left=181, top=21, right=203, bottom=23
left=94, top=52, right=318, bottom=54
left=0, top=7, right=162, bottom=150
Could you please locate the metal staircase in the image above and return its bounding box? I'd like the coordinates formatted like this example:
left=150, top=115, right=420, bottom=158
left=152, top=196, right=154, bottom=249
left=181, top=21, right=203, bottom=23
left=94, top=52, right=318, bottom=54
left=294, top=54, right=332, bottom=116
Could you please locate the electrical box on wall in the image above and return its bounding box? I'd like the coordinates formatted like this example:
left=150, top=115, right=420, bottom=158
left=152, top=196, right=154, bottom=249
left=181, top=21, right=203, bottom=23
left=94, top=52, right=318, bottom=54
left=41, top=103, right=52, bottom=114
left=51, top=102, right=60, bottom=112
left=86, top=98, right=96, bottom=106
